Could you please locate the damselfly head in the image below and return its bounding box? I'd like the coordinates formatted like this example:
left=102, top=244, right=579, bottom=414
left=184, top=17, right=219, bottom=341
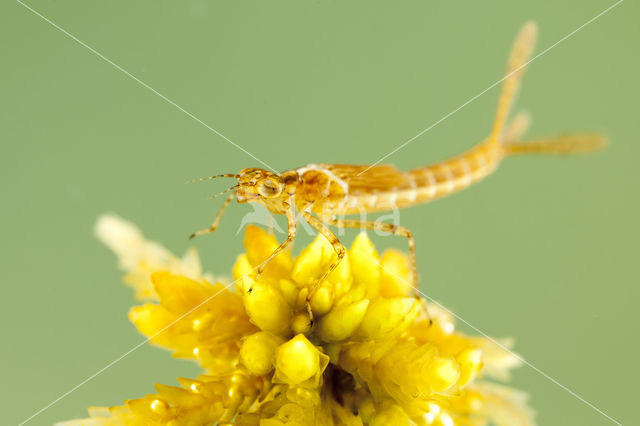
left=235, top=168, right=284, bottom=203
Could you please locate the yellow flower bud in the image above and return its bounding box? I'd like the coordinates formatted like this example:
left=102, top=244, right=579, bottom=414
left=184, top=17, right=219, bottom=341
left=127, top=396, right=171, bottom=422
left=242, top=276, right=291, bottom=334
left=151, top=272, right=212, bottom=314
left=243, top=225, right=292, bottom=279
left=348, top=233, right=381, bottom=298
left=369, top=402, right=416, bottom=426
left=456, top=347, right=483, bottom=387
left=232, top=254, right=253, bottom=281
left=291, top=234, right=351, bottom=288
left=274, top=334, right=329, bottom=386
left=129, top=303, right=175, bottom=347
left=309, top=283, right=334, bottom=315
left=380, top=249, right=413, bottom=298
left=277, top=279, right=299, bottom=307
left=356, top=297, right=421, bottom=339
left=317, top=299, right=370, bottom=342
left=326, top=255, right=352, bottom=297
left=426, top=357, right=460, bottom=393
left=337, top=281, right=368, bottom=306
left=291, top=235, right=332, bottom=286
left=291, top=312, right=312, bottom=335
left=240, top=331, right=285, bottom=375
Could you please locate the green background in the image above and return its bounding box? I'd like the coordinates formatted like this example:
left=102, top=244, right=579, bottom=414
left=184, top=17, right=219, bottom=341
left=1, top=1, right=637, bottom=425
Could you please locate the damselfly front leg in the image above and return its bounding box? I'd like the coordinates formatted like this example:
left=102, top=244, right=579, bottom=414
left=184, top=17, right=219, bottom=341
left=255, top=199, right=297, bottom=279
left=189, top=191, right=235, bottom=240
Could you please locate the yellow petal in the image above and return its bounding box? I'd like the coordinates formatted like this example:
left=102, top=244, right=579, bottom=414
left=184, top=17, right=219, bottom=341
left=369, top=403, right=416, bottom=426
left=274, top=334, right=329, bottom=386
left=151, top=272, right=213, bottom=314
left=291, top=312, right=313, bottom=335
left=243, top=225, right=292, bottom=280
left=128, top=304, right=174, bottom=346
left=291, top=234, right=351, bottom=289
left=240, top=331, right=285, bottom=375
left=348, top=233, right=381, bottom=299
left=380, top=249, right=413, bottom=298
left=309, top=283, right=334, bottom=316
left=356, top=297, right=421, bottom=339
left=277, top=279, right=299, bottom=307
left=232, top=254, right=253, bottom=281
left=456, top=347, right=483, bottom=387
left=241, top=276, right=291, bottom=335
left=317, top=299, right=370, bottom=342
left=425, top=357, right=460, bottom=393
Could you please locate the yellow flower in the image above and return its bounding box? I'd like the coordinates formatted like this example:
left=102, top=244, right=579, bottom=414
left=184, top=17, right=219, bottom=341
left=60, top=216, right=534, bottom=426
left=273, top=334, right=330, bottom=386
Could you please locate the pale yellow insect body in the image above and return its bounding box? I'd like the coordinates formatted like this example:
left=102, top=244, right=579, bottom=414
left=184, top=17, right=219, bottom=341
left=191, top=22, right=605, bottom=305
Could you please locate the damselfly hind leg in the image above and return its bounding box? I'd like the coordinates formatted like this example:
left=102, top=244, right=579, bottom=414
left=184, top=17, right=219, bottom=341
left=301, top=211, right=347, bottom=324
left=325, top=217, right=431, bottom=323
left=326, top=217, right=419, bottom=296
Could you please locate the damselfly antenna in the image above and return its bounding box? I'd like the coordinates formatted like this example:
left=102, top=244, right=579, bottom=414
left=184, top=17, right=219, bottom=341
left=209, top=185, right=239, bottom=199
left=187, top=173, right=239, bottom=184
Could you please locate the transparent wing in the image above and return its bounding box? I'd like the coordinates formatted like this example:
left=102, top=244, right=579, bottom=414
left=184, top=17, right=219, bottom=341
left=322, top=164, right=414, bottom=191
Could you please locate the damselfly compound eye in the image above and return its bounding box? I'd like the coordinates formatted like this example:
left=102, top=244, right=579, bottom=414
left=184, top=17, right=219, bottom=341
left=257, top=179, right=282, bottom=198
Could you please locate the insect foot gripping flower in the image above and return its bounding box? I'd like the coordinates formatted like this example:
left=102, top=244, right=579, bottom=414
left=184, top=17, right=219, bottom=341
left=59, top=216, right=535, bottom=426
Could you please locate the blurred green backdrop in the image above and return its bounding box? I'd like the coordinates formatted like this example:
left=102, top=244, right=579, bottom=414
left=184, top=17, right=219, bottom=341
left=1, top=0, right=637, bottom=424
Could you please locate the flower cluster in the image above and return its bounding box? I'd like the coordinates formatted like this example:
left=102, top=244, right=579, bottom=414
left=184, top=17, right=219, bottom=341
left=60, top=215, right=534, bottom=426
